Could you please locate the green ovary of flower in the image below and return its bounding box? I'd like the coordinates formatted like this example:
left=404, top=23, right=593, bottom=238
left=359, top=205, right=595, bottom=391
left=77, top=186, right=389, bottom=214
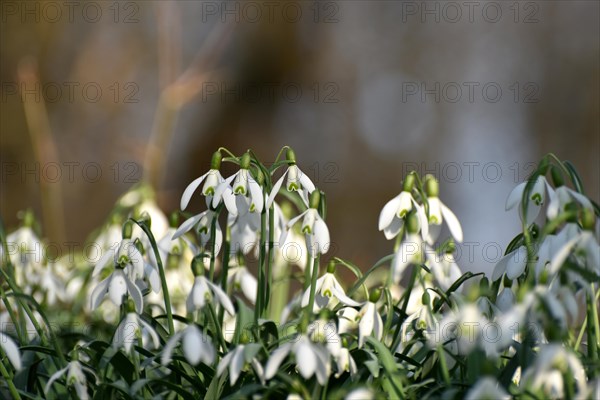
left=531, top=193, right=543, bottom=206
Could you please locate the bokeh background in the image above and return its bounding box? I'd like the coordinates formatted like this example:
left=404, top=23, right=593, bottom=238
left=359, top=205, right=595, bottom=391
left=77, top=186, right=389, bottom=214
left=1, top=1, right=599, bottom=275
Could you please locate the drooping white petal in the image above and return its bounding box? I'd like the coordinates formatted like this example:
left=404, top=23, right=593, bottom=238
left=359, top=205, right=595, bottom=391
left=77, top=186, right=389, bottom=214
left=266, top=170, right=288, bottom=209
left=297, top=167, right=316, bottom=193
left=265, top=343, right=293, bottom=380
left=248, top=180, right=264, bottom=213
left=413, top=201, right=429, bottom=242
left=161, top=331, right=184, bottom=365
left=212, top=173, right=238, bottom=209
left=383, top=216, right=403, bottom=240
left=89, top=276, right=111, bottom=310
left=206, top=279, right=235, bottom=315
left=139, top=318, right=160, bottom=350
left=182, top=326, right=204, bottom=365
left=217, top=350, right=235, bottom=377
left=568, top=189, right=594, bottom=211
left=180, top=172, right=209, bottom=210
left=440, top=203, right=463, bottom=242
left=172, top=212, right=205, bottom=240
left=294, top=339, right=317, bottom=380
left=44, top=366, right=68, bottom=393
left=549, top=237, right=578, bottom=275
left=230, top=346, right=246, bottom=385
left=125, top=278, right=144, bottom=314
left=427, top=197, right=442, bottom=224
left=378, top=194, right=402, bottom=231
left=279, top=210, right=308, bottom=245
left=108, top=271, right=128, bottom=307
left=92, top=248, right=115, bottom=277
left=358, top=303, right=375, bottom=348
left=506, top=182, right=526, bottom=211
left=240, top=270, right=258, bottom=304
left=313, top=218, right=330, bottom=255
left=505, top=246, right=528, bottom=280
left=0, top=332, right=22, bottom=370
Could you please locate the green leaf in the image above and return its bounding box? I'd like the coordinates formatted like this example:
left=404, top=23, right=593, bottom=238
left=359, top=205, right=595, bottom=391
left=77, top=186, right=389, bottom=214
left=366, top=337, right=405, bottom=399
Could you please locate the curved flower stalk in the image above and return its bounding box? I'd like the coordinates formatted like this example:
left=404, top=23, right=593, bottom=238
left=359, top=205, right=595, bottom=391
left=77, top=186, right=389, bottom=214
left=45, top=360, right=95, bottom=400
left=267, top=148, right=315, bottom=208
left=378, top=173, right=428, bottom=241
left=506, top=174, right=554, bottom=225
left=520, top=344, right=587, bottom=398
left=423, top=176, right=463, bottom=244
left=301, top=266, right=361, bottom=313
left=265, top=334, right=331, bottom=385
left=161, top=324, right=215, bottom=366
left=217, top=343, right=264, bottom=386
left=0, top=332, right=21, bottom=370
left=113, top=312, right=160, bottom=353
left=357, top=289, right=384, bottom=348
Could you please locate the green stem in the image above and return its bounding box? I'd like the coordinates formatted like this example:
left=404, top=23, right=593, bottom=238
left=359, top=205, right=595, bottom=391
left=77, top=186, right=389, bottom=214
left=208, top=213, right=219, bottom=282
left=266, top=206, right=275, bottom=317
left=258, top=211, right=268, bottom=318
left=306, top=255, right=320, bottom=314
left=207, top=303, right=227, bottom=352
left=0, top=351, right=21, bottom=400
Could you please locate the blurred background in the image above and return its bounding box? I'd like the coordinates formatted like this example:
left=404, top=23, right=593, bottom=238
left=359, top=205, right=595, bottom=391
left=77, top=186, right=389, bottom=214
left=1, top=1, right=598, bottom=275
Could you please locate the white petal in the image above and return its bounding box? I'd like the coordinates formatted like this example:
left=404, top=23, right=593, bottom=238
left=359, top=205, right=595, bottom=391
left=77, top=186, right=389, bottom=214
left=506, top=182, right=526, bottom=211
left=505, top=246, right=528, bottom=280
left=108, top=271, right=128, bottom=307
left=441, top=203, right=463, bottom=242
left=140, top=318, right=160, bottom=350
left=44, top=366, right=68, bottom=393
left=313, top=218, right=330, bottom=255
left=217, top=351, right=234, bottom=377
left=240, top=271, right=258, bottom=304
left=230, top=346, right=245, bottom=385
left=206, top=279, right=235, bottom=315
left=378, top=194, right=402, bottom=231
left=89, top=276, right=111, bottom=310
left=248, top=181, right=264, bottom=213
left=266, top=170, right=288, bottom=210
left=298, top=168, right=316, bottom=193
left=373, top=309, right=384, bottom=341
left=92, top=249, right=114, bottom=277
left=213, top=173, right=238, bottom=209
left=161, top=332, right=183, bottom=365
left=222, top=187, right=238, bottom=216
left=265, top=343, right=292, bottom=380
left=568, top=189, right=594, bottom=211
left=546, top=188, right=562, bottom=220
left=181, top=172, right=209, bottom=210
left=414, top=201, right=429, bottom=243
left=383, top=217, right=403, bottom=240
left=126, top=278, right=144, bottom=314
left=358, top=304, right=375, bottom=348
left=172, top=212, right=205, bottom=240
left=183, top=326, right=204, bottom=365
left=549, top=237, right=578, bottom=275
left=0, top=333, right=22, bottom=370
left=294, top=340, right=317, bottom=379
left=332, top=287, right=361, bottom=307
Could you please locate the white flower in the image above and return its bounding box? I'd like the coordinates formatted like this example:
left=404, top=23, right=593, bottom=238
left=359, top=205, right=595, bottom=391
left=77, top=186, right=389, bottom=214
left=214, top=168, right=263, bottom=214
left=187, top=275, right=235, bottom=315
left=267, top=164, right=315, bottom=208
left=357, top=301, right=383, bottom=348
left=506, top=175, right=554, bottom=225
left=217, top=343, right=264, bottom=386
left=172, top=210, right=223, bottom=256
left=547, top=185, right=593, bottom=220
left=45, top=360, right=95, bottom=400
left=89, top=269, right=143, bottom=313
left=282, top=208, right=330, bottom=256
left=378, top=191, right=428, bottom=240
left=301, top=272, right=360, bottom=312
left=345, top=388, right=374, bottom=400
left=391, top=233, right=428, bottom=283
left=549, top=230, right=599, bottom=279
left=426, top=196, right=463, bottom=244
left=6, top=226, right=44, bottom=286
left=180, top=169, right=227, bottom=210
left=0, top=332, right=21, bottom=370
left=113, top=312, right=160, bottom=353
left=492, top=246, right=528, bottom=281
left=92, top=238, right=145, bottom=281
left=464, top=377, right=510, bottom=400
left=264, top=334, right=331, bottom=385
left=425, top=250, right=462, bottom=292
left=333, top=347, right=357, bottom=378
left=227, top=265, right=258, bottom=304
left=162, top=325, right=215, bottom=366
left=520, top=344, right=587, bottom=398
left=337, top=307, right=360, bottom=334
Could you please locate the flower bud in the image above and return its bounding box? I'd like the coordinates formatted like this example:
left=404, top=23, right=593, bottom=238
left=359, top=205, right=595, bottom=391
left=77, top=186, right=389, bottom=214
left=550, top=166, right=564, bottom=187
left=424, top=175, right=439, bottom=197
left=369, top=288, right=382, bottom=303
left=191, top=256, right=205, bottom=277
left=210, top=151, right=222, bottom=170
left=479, top=277, right=489, bottom=291
left=326, top=260, right=336, bottom=274
left=286, top=147, right=296, bottom=164
left=122, top=221, right=133, bottom=239
left=421, top=290, right=430, bottom=305
left=254, top=169, right=265, bottom=186
left=240, top=152, right=251, bottom=169
left=406, top=212, right=419, bottom=234
left=23, top=209, right=35, bottom=228
left=403, top=173, right=416, bottom=192
left=169, top=212, right=179, bottom=228
left=581, top=208, right=596, bottom=231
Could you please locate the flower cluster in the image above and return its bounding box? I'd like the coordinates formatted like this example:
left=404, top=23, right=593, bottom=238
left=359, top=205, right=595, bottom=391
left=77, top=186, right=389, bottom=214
left=0, top=150, right=598, bottom=400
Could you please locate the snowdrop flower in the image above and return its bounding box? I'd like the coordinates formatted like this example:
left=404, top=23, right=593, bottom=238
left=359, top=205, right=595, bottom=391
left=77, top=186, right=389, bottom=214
left=92, top=237, right=145, bottom=282
left=266, top=148, right=315, bottom=208
left=425, top=246, right=462, bottom=292
left=337, top=307, right=360, bottom=334
left=36, top=262, right=66, bottom=306
left=6, top=214, right=44, bottom=286
left=357, top=290, right=384, bottom=348
left=172, top=210, right=223, bottom=256
left=113, top=312, right=160, bottom=353
left=265, top=334, right=331, bottom=385
left=217, top=343, right=264, bottom=386
left=492, top=246, right=528, bottom=281
left=378, top=174, right=428, bottom=240
left=423, top=176, right=463, bottom=244
left=464, top=377, right=510, bottom=400
left=213, top=152, right=263, bottom=214
left=180, top=152, right=230, bottom=210
left=301, top=265, right=360, bottom=312
left=547, top=184, right=593, bottom=220
left=187, top=273, right=235, bottom=315
left=162, top=325, right=215, bottom=366
left=345, top=388, right=374, bottom=400
left=227, top=264, right=258, bottom=304
left=89, top=268, right=143, bottom=313
left=0, top=332, right=21, bottom=370
left=520, top=344, right=587, bottom=398
left=506, top=174, right=554, bottom=225
left=282, top=191, right=330, bottom=257
left=549, top=214, right=599, bottom=279
left=45, top=360, right=95, bottom=400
